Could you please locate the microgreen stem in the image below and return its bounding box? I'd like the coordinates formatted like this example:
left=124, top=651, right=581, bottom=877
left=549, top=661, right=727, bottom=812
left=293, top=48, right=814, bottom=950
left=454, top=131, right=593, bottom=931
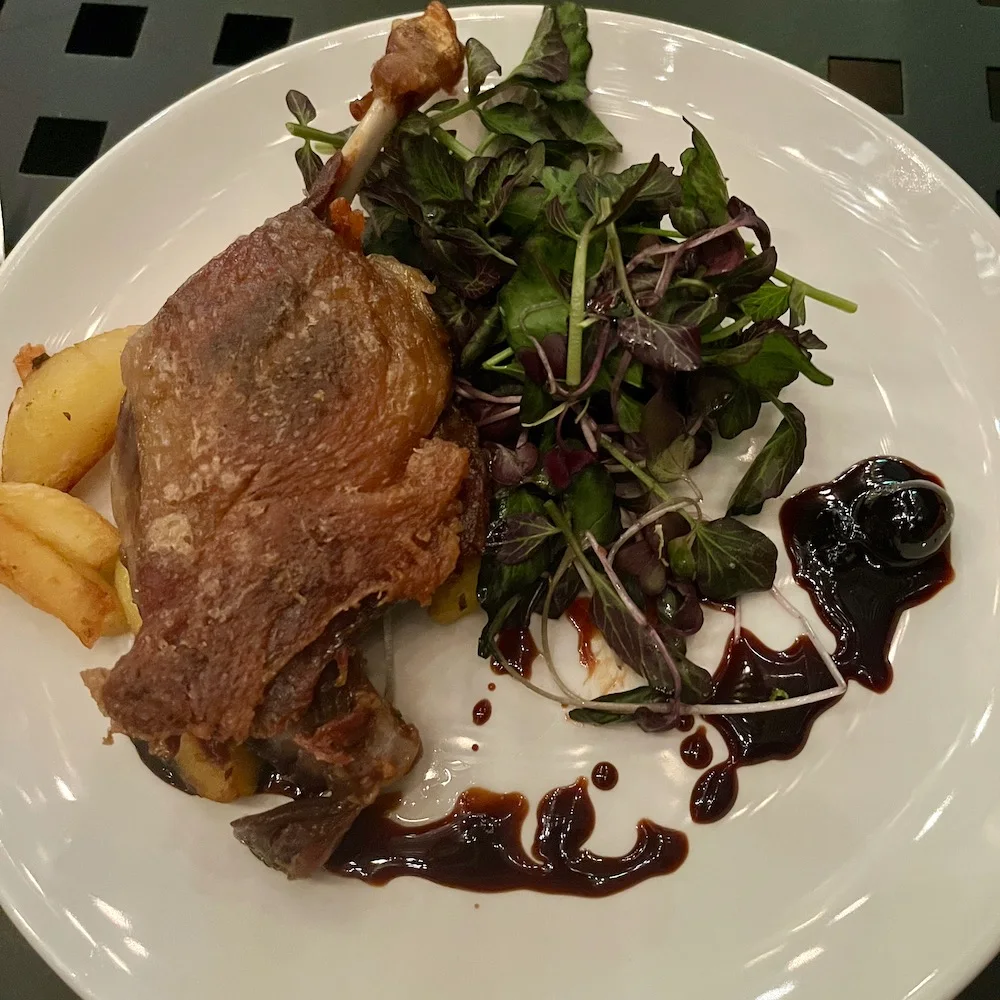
left=286, top=123, right=349, bottom=147
left=700, top=315, right=751, bottom=345
left=429, top=79, right=516, bottom=126
left=745, top=245, right=858, bottom=314
left=620, top=225, right=684, bottom=240
left=566, top=216, right=596, bottom=386
left=606, top=219, right=640, bottom=314
left=598, top=435, right=675, bottom=504
left=432, top=127, right=474, bottom=162
left=483, top=346, right=514, bottom=368
left=773, top=266, right=858, bottom=313
left=544, top=501, right=594, bottom=572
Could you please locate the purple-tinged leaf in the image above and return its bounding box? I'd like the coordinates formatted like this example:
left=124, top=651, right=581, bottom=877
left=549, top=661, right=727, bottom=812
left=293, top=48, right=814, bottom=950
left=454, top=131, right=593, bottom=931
left=617, top=313, right=701, bottom=372
left=486, top=441, right=539, bottom=485
left=488, top=513, right=559, bottom=565
left=544, top=446, right=595, bottom=490
left=285, top=89, right=316, bottom=125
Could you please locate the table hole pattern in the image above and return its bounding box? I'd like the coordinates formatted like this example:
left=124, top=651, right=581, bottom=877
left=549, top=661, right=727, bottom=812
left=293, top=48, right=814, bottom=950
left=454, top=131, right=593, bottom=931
left=19, top=116, right=108, bottom=178
left=66, top=3, right=147, bottom=57
left=212, top=12, right=292, bottom=66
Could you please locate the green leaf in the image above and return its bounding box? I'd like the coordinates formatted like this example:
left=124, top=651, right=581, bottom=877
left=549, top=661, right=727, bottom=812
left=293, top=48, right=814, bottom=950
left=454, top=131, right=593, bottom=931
left=617, top=392, right=643, bottom=433
left=477, top=489, right=553, bottom=616
left=479, top=101, right=558, bottom=144
left=438, top=226, right=517, bottom=265
left=500, top=186, right=548, bottom=239
left=691, top=517, right=778, bottom=601
left=499, top=232, right=575, bottom=349
left=466, top=37, right=501, bottom=96
left=671, top=120, right=730, bottom=235
left=517, top=2, right=592, bottom=102
left=548, top=1, right=592, bottom=100
left=727, top=402, right=807, bottom=516
left=565, top=464, right=617, bottom=545
left=490, top=512, right=560, bottom=564
left=714, top=379, right=762, bottom=439
left=788, top=279, right=807, bottom=328
left=667, top=533, right=697, bottom=579
left=468, top=148, right=527, bottom=224
left=520, top=381, right=554, bottom=425
left=294, top=143, right=323, bottom=190
left=739, top=282, right=790, bottom=322
left=546, top=100, right=622, bottom=152
left=285, top=89, right=316, bottom=125
left=718, top=246, right=777, bottom=299
left=733, top=333, right=833, bottom=391
left=568, top=686, right=659, bottom=725
left=577, top=160, right=680, bottom=218
left=402, top=133, right=466, bottom=204
left=648, top=435, right=695, bottom=483
left=544, top=197, right=580, bottom=239
left=511, top=5, right=571, bottom=83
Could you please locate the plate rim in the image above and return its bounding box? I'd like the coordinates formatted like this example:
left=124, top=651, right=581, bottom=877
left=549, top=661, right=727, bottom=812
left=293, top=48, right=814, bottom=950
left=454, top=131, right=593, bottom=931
left=1, top=7, right=998, bottom=1000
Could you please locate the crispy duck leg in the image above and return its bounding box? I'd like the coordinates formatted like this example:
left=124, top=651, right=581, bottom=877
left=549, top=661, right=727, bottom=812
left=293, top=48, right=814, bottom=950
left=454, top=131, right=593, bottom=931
left=83, top=5, right=476, bottom=878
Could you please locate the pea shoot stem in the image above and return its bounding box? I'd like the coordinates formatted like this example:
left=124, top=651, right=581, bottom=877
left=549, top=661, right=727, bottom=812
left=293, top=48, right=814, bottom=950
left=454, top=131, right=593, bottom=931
left=429, top=79, right=516, bottom=126
left=286, top=123, right=348, bottom=147
left=566, top=216, right=596, bottom=386
left=745, top=245, right=857, bottom=314
left=598, top=435, right=675, bottom=504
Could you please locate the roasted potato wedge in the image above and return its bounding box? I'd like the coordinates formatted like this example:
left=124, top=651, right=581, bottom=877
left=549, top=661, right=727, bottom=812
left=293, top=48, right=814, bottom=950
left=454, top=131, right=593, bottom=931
left=0, top=512, right=127, bottom=646
left=173, top=735, right=260, bottom=803
left=428, top=556, right=481, bottom=625
left=113, top=560, right=142, bottom=633
left=2, top=325, right=139, bottom=490
left=0, top=483, right=119, bottom=575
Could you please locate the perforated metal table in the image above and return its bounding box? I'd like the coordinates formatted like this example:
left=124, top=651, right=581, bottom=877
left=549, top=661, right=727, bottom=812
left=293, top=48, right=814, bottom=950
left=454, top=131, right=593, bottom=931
left=0, top=1, right=998, bottom=997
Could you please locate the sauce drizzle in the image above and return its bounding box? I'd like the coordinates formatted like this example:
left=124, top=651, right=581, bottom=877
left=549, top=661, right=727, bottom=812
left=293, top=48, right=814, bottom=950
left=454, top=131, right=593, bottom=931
left=327, top=778, right=686, bottom=896
left=692, top=456, right=953, bottom=824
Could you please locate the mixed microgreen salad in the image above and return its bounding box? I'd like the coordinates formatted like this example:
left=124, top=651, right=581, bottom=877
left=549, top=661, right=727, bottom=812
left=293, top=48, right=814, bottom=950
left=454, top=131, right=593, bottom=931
left=284, top=2, right=858, bottom=728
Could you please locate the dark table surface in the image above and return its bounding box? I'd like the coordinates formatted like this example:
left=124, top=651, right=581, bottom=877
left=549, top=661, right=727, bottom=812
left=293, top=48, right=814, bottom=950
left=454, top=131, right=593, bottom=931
left=1, top=0, right=999, bottom=996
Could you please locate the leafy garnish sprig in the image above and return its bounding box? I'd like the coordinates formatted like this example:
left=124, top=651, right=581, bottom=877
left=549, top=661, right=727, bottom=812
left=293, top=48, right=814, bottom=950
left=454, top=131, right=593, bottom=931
left=283, top=2, right=858, bottom=728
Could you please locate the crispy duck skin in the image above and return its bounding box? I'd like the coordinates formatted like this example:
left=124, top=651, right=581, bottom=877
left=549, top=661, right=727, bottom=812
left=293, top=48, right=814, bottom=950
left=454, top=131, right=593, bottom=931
left=84, top=208, right=467, bottom=746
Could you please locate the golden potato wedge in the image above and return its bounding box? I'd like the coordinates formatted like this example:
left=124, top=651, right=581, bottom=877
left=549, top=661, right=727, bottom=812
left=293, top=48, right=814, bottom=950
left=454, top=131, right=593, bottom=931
left=0, top=512, right=127, bottom=646
left=0, top=483, right=119, bottom=575
left=428, top=556, right=481, bottom=625
left=2, top=324, right=139, bottom=491
left=113, top=559, right=142, bottom=634
left=173, top=735, right=261, bottom=803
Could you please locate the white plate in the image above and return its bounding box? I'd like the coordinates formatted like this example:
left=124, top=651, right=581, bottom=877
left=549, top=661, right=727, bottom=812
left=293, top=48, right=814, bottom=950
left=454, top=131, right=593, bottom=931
left=1, top=7, right=999, bottom=1000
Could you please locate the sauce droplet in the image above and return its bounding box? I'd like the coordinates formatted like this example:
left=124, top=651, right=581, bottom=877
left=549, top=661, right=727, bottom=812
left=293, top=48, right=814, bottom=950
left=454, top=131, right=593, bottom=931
left=471, top=743, right=479, bottom=752
left=591, top=761, right=618, bottom=790
left=487, top=682, right=496, bottom=692
left=491, top=627, right=539, bottom=678
left=472, top=699, right=492, bottom=726
left=680, top=726, right=713, bottom=770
